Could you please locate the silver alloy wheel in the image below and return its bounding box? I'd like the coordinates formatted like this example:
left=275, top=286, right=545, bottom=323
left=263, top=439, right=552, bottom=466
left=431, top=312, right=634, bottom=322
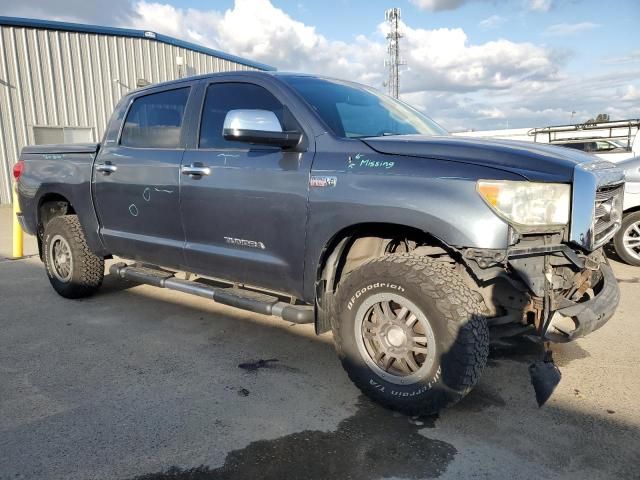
left=354, top=293, right=437, bottom=385
left=49, top=234, right=73, bottom=282
left=622, top=220, right=640, bottom=262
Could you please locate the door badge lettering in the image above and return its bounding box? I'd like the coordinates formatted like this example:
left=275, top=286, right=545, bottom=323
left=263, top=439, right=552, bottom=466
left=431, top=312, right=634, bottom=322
left=224, top=237, right=266, bottom=250
left=310, top=175, right=338, bottom=188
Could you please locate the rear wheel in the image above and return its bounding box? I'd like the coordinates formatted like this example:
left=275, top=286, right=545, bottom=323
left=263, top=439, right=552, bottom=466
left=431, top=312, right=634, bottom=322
left=43, top=215, right=104, bottom=298
left=613, top=211, right=640, bottom=266
left=332, top=253, right=489, bottom=415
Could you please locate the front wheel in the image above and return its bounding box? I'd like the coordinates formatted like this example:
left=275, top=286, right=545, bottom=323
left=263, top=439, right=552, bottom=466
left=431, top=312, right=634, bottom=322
left=613, top=211, right=640, bottom=266
left=332, top=254, right=489, bottom=415
left=43, top=215, right=104, bottom=298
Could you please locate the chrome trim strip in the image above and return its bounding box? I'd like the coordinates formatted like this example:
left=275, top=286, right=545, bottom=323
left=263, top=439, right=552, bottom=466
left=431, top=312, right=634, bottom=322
left=595, top=222, right=620, bottom=248
left=571, top=165, right=597, bottom=250
left=571, top=161, right=625, bottom=251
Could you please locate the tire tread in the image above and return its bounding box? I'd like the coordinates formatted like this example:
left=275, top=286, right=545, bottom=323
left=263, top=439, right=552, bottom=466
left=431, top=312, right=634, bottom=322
left=43, top=215, right=104, bottom=298
left=332, top=253, right=489, bottom=415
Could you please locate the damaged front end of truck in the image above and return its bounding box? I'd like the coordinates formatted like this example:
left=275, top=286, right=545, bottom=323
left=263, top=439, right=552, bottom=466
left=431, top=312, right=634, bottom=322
left=459, top=161, right=624, bottom=404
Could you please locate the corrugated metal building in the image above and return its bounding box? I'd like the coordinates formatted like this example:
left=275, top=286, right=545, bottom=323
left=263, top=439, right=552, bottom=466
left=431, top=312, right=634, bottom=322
left=0, top=16, right=275, bottom=204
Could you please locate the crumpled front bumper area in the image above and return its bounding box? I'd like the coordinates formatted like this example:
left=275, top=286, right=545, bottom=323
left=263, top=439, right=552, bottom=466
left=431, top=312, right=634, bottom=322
left=546, top=261, right=620, bottom=342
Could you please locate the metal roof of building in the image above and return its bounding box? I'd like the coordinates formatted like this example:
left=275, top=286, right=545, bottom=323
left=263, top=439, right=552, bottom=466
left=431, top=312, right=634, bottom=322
left=0, top=16, right=276, bottom=71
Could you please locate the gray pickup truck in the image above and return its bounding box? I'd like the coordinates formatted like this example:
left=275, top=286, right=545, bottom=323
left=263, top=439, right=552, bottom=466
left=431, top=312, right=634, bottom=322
left=15, top=72, right=624, bottom=414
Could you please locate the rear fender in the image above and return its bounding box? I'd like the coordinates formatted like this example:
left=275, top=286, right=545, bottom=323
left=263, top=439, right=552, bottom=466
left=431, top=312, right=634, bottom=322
left=18, top=149, right=108, bottom=256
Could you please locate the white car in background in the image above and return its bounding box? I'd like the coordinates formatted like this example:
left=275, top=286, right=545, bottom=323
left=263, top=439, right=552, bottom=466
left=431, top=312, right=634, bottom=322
left=554, top=138, right=631, bottom=157
left=613, top=156, right=640, bottom=266
left=454, top=119, right=640, bottom=163
left=552, top=135, right=639, bottom=164
left=528, top=119, right=640, bottom=163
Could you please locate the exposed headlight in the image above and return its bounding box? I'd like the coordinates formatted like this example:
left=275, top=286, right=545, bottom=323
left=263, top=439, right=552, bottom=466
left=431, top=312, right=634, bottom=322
left=477, top=180, right=571, bottom=230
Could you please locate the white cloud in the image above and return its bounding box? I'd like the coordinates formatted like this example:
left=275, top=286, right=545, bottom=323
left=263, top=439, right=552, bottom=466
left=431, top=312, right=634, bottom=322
left=125, top=0, right=640, bottom=130
left=129, top=0, right=561, bottom=96
left=410, top=0, right=468, bottom=11
left=601, top=49, right=640, bottom=65
left=544, top=22, right=600, bottom=36
left=477, top=107, right=507, bottom=119
left=130, top=0, right=385, bottom=83
left=398, top=24, right=560, bottom=93
left=620, top=85, right=640, bottom=102
left=479, top=15, right=506, bottom=30
left=0, top=0, right=636, bottom=131
left=528, top=0, right=553, bottom=12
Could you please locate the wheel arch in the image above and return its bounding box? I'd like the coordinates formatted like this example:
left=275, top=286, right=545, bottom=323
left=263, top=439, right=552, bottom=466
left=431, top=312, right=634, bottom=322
left=35, top=187, right=109, bottom=259
left=624, top=205, right=640, bottom=215
left=38, top=192, right=76, bottom=227
left=36, top=192, right=77, bottom=260
left=313, top=222, right=455, bottom=334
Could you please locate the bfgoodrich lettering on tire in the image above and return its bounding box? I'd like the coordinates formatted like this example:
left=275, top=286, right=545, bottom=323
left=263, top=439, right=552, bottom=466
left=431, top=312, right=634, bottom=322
left=43, top=215, right=104, bottom=299
left=332, top=253, right=489, bottom=415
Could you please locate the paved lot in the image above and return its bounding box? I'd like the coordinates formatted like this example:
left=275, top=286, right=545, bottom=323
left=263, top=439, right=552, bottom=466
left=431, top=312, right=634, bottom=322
left=1, top=206, right=639, bottom=480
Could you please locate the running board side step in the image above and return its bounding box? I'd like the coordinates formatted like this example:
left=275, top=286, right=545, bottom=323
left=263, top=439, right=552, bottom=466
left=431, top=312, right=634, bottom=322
left=109, top=263, right=314, bottom=324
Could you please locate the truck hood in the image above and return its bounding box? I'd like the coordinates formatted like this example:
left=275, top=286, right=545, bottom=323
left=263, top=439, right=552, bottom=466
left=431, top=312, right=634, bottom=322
left=362, top=135, right=599, bottom=182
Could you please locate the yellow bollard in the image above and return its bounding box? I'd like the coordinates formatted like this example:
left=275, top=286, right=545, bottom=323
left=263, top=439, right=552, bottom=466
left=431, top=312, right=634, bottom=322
left=12, top=186, right=23, bottom=258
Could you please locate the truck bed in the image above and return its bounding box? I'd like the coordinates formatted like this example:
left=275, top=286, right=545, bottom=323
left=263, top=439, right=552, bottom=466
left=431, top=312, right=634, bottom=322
left=17, top=142, right=103, bottom=255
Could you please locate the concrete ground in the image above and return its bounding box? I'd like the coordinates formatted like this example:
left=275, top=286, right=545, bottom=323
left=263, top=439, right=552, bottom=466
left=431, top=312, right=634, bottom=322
left=1, top=205, right=639, bottom=480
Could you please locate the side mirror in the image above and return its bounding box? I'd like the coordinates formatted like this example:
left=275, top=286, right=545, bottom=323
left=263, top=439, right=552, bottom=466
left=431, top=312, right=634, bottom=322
left=223, top=109, right=302, bottom=149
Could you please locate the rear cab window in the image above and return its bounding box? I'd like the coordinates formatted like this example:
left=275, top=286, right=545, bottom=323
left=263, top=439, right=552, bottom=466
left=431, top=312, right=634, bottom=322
left=120, top=87, right=190, bottom=148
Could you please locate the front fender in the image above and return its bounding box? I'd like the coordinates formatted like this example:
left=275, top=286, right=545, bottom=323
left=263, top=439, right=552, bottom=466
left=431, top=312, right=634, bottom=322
left=303, top=149, right=524, bottom=300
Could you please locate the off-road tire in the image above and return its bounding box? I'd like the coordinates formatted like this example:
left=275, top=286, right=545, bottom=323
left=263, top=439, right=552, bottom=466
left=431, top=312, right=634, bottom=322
left=613, top=211, right=640, bottom=266
left=43, top=215, right=104, bottom=298
left=332, top=253, right=489, bottom=415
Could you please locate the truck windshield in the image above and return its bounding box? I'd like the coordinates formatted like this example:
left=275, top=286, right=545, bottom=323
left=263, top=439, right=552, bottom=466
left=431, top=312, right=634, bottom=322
left=282, top=76, right=448, bottom=139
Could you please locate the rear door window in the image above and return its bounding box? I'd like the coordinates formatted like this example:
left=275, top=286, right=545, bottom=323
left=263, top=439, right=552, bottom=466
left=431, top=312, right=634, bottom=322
left=120, top=87, right=190, bottom=148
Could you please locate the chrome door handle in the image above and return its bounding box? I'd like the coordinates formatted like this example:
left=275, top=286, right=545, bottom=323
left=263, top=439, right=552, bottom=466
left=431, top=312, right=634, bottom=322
left=96, top=162, right=117, bottom=174
left=181, top=164, right=211, bottom=177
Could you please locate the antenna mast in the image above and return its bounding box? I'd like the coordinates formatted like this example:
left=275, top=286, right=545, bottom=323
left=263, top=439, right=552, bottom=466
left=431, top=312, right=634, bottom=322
left=385, top=8, right=405, bottom=99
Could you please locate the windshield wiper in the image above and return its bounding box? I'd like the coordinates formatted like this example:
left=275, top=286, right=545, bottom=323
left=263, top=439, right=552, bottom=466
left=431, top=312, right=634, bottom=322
left=352, top=132, right=402, bottom=139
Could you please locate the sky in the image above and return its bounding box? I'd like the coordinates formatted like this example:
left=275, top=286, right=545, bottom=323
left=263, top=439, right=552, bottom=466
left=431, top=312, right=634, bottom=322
left=1, top=0, right=639, bottom=131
